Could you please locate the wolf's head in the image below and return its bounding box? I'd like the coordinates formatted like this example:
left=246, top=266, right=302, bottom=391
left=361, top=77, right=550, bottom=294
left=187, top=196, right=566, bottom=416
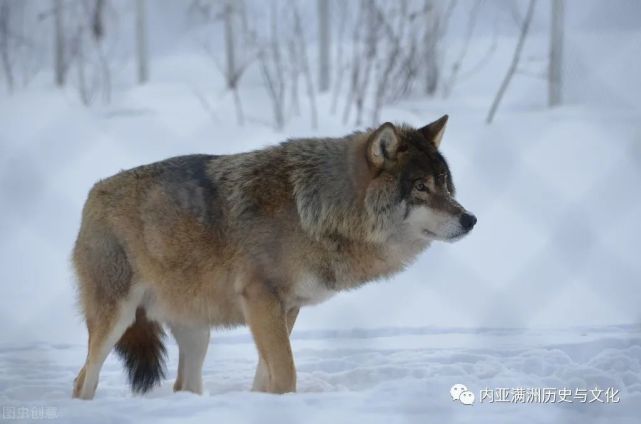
left=365, top=116, right=476, bottom=242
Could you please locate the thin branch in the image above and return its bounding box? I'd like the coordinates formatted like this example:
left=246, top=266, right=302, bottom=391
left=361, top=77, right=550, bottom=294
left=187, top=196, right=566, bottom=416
left=486, top=0, right=537, bottom=124
left=441, top=0, right=482, bottom=98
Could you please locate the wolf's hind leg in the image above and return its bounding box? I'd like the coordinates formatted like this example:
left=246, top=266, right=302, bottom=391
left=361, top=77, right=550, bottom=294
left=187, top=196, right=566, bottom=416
left=170, top=324, right=210, bottom=394
left=72, top=225, right=140, bottom=400
left=73, top=299, right=139, bottom=399
left=242, top=281, right=296, bottom=394
left=252, top=307, right=299, bottom=392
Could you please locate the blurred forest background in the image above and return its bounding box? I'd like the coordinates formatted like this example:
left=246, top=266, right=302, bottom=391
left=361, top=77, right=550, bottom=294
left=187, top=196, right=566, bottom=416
left=0, top=0, right=638, bottom=126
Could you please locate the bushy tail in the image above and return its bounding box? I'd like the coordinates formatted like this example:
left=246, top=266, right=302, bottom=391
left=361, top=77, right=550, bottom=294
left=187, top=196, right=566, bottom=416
left=115, top=308, right=166, bottom=394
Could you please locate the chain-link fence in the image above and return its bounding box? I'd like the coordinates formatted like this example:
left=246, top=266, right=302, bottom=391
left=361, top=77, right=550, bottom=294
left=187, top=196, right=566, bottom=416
left=0, top=0, right=640, bottom=422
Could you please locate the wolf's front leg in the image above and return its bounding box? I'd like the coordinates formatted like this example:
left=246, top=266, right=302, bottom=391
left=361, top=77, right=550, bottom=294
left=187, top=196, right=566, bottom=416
left=252, top=307, right=299, bottom=392
left=241, top=282, right=296, bottom=394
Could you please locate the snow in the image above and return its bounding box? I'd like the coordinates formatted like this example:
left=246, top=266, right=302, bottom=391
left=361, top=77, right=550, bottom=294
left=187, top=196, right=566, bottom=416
left=1, top=1, right=641, bottom=422
left=1, top=326, right=639, bottom=423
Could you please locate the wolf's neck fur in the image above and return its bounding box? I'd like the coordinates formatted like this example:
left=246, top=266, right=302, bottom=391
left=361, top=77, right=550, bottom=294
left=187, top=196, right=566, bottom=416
left=285, top=133, right=404, bottom=244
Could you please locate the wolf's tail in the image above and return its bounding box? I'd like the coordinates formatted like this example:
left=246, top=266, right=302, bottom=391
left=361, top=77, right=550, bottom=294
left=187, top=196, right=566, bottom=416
left=115, top=308, right=166, bottom=394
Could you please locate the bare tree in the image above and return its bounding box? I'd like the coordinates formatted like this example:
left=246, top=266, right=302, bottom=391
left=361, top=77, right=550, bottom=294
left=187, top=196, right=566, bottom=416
left=369, top=0, right=438, bottom=124
left=337, top=0, right=427, bottom=125
left=548, top=0, right=564, bottom=106
left=291, top=0, right=317, bottom=128
left=441, top=0, right=482, bottom=98
left=88, top=0, right=111, bottom=103
left=70, top=16, right=90, bottom=104
left=422, top=0, right=456, bottom=96
left=223, top=0, right=236, bottom=92
left=317, top=0, right=330, bottom=93
left=222, top=0, right=250, bottom=125
left=287, top=36, right=301, bottom=116
left=371, top=1, right=405, bottom=125
left=0, top=0, right=13, bottom=92
left=330, top=0, right=348, bottom=113
left=193, top=0, right=255, bottom=125
left=341, top=1, right=363, bottom=124
left=457, top=10, right=499, bottom=82
left=258, top=2, right=286, bottom=130
left=136, top=0, right=148, bottom=83
left=486, top=0, right=537, bottom=124
left=423, top=0, right=439, bottom=95
left=91, top=0, right=104, bottom=40
left=49, top=0, right=115, bottom=105
left=54, top=0, right=65, bottom=86
left=343, top=0, right=377, bottom=126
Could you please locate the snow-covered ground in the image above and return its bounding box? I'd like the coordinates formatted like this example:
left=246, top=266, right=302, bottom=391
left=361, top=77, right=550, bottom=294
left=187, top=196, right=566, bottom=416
left=1, top=325, right=640, bottom=423
left=1, top=1, right=640, bottom=422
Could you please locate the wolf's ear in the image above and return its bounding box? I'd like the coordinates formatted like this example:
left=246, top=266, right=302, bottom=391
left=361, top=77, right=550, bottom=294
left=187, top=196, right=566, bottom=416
left=419, top=114, right=448, bottom=148
left=367, top=122, right=401, bottom=169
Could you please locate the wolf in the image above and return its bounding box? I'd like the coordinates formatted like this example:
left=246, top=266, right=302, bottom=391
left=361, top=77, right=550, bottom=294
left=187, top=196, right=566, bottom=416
left=71, top=115, right=476, bottom=399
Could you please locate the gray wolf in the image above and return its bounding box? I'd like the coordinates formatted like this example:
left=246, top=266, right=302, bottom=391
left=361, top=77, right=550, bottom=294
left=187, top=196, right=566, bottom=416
left=71, top=115, right=476, bottom=399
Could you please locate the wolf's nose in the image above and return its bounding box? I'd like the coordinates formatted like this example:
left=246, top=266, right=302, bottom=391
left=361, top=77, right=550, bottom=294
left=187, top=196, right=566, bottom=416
left=460, top=213, right=477, bottom=231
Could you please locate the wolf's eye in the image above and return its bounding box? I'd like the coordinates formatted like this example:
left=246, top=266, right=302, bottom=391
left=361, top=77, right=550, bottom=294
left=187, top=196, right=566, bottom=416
left=415, top=181, right=428, bottom=192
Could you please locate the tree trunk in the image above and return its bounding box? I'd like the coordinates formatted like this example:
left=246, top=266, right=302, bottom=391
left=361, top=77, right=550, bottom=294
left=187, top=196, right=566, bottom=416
left=224, top=0, right=235, bottom=89
left=548, top=0, right=564, bottom=107
left=91, top=0, right=105, bottom=41
left=0, top=0, right=14, bottom=92
left=136, top=0, right=148, bottom=84
left=317, top=0, right=330, bottom=92
left=423, top=0, right=439, bottom=95
left=330, top=0, right=347, bottom=113
left=54, top=0, right=65, bottom=86
left=224, top=0, right=245, bottom=125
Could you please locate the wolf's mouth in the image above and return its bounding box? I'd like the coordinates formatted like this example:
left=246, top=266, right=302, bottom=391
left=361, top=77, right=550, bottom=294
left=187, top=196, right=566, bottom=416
left=422, top=228, right=471, bottom=241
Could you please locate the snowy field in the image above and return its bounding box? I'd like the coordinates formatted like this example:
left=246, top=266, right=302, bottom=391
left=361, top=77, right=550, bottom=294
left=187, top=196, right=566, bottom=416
left=1, top=1, right=641, bottom=422
left=1, top=325, right=640, bottom=423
